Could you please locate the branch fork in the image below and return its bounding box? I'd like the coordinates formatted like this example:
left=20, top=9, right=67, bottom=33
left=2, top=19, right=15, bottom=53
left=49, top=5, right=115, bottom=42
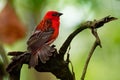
left=6, top=16, right=117, bottom=80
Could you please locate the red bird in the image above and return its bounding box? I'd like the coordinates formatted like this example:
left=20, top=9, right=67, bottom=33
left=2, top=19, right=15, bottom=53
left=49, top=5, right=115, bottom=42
left=27, top=11, right=63, bottom=67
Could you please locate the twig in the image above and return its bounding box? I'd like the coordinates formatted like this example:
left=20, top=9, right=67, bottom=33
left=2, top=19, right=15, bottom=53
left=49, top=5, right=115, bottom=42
left=66, top=45, right=76, bottom=80
left=81, top=29, right=101, bottom=80
left=80, top=16, right=117, bottom=80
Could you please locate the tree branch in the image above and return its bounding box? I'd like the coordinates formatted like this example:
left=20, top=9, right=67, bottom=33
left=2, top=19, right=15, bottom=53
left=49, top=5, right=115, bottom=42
left=59, top=15, right=117, bottom=59
left=81, top=29, right=101, bottom=80
left=6, top=16, right=117, bottom=80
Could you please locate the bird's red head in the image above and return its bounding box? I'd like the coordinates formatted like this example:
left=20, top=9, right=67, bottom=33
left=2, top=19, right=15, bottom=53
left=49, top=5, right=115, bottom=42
left=44, top=11, right=63, bottom=21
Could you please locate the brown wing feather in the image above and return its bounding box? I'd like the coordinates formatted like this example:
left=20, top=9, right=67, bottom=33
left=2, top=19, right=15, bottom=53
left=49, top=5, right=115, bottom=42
left=27, top=19, right=53, bottom=53
left=27, top=28, right=54, bottom=53
left=27, top=19, right=55, bottom=67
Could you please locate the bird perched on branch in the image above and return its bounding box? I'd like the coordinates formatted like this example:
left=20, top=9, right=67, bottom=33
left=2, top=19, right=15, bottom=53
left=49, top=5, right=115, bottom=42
left=27, top=11, right=63, bottom=67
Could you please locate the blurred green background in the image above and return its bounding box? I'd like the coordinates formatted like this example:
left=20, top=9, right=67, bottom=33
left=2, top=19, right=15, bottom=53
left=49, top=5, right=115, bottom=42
left=0, top=0, right=120, bottom=80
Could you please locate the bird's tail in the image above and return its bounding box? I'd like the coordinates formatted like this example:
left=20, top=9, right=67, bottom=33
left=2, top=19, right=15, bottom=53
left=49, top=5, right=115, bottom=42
left=29, top=44, right=55, bottom=68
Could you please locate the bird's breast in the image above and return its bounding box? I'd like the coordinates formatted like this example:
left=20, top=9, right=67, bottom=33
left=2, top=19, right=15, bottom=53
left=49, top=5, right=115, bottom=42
left=47, top=20, right=60, bottom=44
left=51, top=20, right=60, bottom=38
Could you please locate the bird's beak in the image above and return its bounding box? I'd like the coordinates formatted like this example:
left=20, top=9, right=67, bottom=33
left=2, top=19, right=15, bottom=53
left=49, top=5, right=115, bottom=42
left=58, top=13, right=63, bottom=16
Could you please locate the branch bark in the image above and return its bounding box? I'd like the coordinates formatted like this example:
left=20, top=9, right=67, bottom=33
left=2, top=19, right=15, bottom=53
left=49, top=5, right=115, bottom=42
left=59, top=15, right=117, bottom=59
left=81, top=29, right=101, bottom=80
left=6, top=16, right=117, bottom=80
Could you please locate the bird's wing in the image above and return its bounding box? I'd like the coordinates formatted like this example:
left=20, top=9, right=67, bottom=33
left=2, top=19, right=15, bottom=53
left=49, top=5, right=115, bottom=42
left=27, top=27, right=54, bottom=52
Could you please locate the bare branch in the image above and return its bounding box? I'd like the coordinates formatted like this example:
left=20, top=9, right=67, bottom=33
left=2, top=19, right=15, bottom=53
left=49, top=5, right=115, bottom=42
left=81, top=29, right=101, bottom=80
left=6, top=16, right=117, bottom=80
left=59, top=16, right=117, bottom=59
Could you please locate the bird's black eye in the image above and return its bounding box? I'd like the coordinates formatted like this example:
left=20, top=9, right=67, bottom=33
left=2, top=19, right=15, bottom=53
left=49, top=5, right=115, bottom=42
left=52, top=13, right=58, bottom=16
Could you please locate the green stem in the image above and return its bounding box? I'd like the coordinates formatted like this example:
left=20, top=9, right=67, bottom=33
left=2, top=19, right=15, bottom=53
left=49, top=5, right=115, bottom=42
left=0, top=43, right=9, bottom=79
